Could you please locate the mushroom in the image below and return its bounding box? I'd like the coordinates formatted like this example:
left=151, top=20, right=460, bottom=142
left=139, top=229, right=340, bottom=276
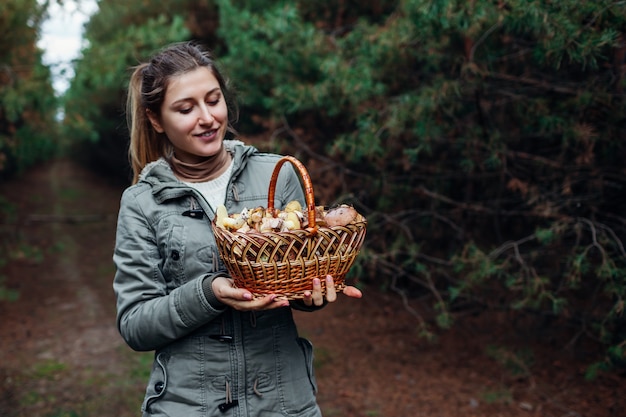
left=324, top=205, right=358, bottom=227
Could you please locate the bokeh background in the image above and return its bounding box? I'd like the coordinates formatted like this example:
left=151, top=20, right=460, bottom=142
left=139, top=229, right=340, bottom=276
left=1, top=1, right=624, bottom=416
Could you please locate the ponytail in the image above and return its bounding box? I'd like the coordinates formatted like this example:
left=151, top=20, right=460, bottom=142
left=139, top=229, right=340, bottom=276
left=126, top=64, right=167, bottom=184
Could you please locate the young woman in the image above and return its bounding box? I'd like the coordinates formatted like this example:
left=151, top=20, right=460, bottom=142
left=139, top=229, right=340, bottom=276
left=113, top=42, right=362, bottom=416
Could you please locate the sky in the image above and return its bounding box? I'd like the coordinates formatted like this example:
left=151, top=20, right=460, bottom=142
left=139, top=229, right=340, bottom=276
left=37, top=0, right=99, bottom=95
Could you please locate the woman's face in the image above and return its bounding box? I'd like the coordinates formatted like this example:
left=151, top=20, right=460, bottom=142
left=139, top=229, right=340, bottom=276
left=148, top=67, right=228, bottom=164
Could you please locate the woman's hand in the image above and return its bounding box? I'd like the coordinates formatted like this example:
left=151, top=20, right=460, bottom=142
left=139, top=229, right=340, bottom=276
left=212, top=276, right=289, bottom=311
left=302, top=275, right=362, bottom=307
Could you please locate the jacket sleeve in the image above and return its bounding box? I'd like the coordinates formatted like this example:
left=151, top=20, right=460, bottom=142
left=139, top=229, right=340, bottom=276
left=112, top=188, right=225, bottom=351
left=290, top=299, right=327, bottom=312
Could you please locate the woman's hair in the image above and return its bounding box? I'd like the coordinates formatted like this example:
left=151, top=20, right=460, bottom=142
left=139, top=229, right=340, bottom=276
left=126, top=42, right=238, bottom=184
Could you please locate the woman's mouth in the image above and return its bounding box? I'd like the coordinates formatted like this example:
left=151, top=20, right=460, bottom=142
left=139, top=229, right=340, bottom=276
left=195, top=129, right=217, bottom=139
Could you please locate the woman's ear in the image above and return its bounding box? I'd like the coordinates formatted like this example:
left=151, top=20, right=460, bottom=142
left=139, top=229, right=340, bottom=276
left=146, top=109, right=165, bottom=133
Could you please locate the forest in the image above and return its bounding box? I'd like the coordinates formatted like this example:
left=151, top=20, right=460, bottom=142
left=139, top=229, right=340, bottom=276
left=1, top=0, right=625, bottom=416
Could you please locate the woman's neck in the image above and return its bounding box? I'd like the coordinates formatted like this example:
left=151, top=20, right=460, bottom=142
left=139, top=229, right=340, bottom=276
left=168, top=144, right=232, bottom=183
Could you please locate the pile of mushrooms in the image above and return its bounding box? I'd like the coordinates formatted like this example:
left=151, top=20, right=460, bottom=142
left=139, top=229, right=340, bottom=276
left=215, top=201, right=364, bottom=233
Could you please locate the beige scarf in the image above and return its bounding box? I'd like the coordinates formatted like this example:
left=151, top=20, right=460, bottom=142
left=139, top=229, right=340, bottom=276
left=169, top=144, right=232, bottom=183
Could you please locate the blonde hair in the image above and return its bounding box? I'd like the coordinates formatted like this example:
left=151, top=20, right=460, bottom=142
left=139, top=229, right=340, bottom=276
left=126, top=42, right=238, bottom=184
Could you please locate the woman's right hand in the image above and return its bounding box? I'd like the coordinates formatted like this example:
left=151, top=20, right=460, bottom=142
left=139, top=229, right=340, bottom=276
left=212, top=276, right=289, bottom=311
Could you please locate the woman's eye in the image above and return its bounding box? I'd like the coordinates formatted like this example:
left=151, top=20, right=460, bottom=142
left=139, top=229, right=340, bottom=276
left=207, top=99, right=219, bottom=106
left=179, top=108, right=193, bottom=114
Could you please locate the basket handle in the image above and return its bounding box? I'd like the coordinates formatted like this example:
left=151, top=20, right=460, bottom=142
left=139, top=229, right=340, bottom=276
left=267, top=156, right=317, bottom=234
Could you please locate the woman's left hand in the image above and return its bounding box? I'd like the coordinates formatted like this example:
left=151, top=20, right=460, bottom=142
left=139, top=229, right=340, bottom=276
left=302, top=275, right=362, bottom=307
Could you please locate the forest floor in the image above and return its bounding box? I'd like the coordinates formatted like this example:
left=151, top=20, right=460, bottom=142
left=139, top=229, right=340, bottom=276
left=0, top=157, right=623, bottom=417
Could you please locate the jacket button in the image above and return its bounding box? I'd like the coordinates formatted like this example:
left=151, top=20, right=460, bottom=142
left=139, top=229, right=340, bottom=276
left=171, top=250, right=180, bottom=260
left=155, top=381, right=165, bottom=394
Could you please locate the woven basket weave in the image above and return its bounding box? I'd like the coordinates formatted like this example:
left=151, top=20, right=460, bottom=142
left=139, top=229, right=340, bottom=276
left=211, top=156, right=367, bottom=299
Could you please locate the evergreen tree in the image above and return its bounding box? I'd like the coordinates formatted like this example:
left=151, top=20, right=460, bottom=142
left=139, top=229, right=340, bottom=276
left=216, top=0, right=626, bottom=373
left=63, top=0, right=626, bottom=372
left=0, top=0, right=58, bottom=178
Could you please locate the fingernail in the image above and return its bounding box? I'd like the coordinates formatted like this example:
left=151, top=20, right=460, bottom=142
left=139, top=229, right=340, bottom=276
left=243, top=293, right=252, bottom=300
left=326, top=275, right=333, bottom=283
left=313, top=278, right=320, bottom=286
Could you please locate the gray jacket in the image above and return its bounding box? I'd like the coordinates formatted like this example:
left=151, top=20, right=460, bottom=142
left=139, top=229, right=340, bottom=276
left=113, top=141, right=322, bottom=416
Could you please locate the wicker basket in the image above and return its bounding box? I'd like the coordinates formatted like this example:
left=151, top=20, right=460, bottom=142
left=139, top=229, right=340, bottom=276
left=211, top=156, right=367, bottom=299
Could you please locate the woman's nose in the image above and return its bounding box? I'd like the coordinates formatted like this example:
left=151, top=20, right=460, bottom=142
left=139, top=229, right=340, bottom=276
left=199, top=104, right=214, bottom=123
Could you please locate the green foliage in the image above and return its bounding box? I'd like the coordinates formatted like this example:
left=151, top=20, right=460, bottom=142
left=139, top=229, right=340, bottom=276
left=214, top=0, right=626, bottom=373
left=0, top=275, right=19, bottom=301
left=217, top=0, right=329, bottom=112
left=481, top=388, right=514, bottom=405
left=0, top=0, right=59, bottom=177
left=486, top=345, right=535, bottom=378
left=30, top=359, right=67, bottom=379
left=60, top=0, right=626, bottom=374
left=0, top=0, right=58, bottom=301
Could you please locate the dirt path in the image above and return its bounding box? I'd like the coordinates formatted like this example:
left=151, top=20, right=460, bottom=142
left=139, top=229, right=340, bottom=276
left=0, top=158, right=623, bottom=417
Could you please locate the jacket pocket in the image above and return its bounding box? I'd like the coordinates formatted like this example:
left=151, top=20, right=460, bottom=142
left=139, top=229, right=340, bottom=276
left=297, top=337, right=318, bottom=394
left=272, top=336, right=319, bottom=416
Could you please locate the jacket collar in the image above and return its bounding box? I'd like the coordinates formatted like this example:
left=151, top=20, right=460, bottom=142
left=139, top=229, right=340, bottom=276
left=138, top=140, right=257, bottom=203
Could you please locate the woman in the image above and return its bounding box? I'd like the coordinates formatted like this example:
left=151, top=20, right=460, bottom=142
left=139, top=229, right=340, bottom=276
left=113, top=42, right=362, bottom=416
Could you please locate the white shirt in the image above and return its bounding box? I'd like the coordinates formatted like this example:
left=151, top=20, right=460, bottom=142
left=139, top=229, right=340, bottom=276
left=184, top=160, right=234, bottom=211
